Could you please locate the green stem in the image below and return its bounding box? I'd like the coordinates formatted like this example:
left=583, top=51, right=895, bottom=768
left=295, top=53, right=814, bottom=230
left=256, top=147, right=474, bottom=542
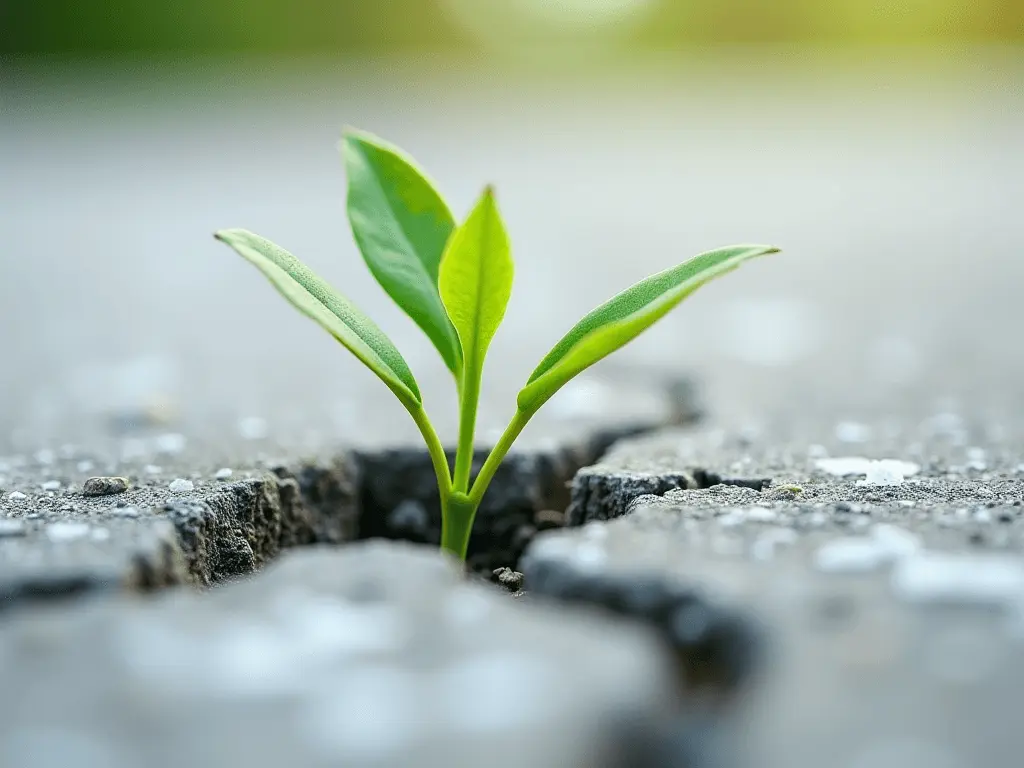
left=452, top=365, right=480, bottom=493
left=440, top=491, right=478, bottom=559
left=408, top=404, right=452, bottom=499
left=468, top=408, right=532, bottom=507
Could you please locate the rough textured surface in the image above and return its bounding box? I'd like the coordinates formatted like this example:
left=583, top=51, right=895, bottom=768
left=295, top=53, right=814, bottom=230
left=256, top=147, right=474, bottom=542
left=0, top=542, right=680, bottom=768
left=568, top=465, right=771, bottom=526
left=0, top=375, right=693, bottom=610
left=525, top=423, right=1024, bottom=767
left=0, top=456, right=360, bottom=610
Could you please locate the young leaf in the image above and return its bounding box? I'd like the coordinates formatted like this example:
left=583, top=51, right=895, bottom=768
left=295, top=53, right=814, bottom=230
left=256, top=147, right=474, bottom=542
left=438, top=187, right=514, bottom=382
left=342, top=130, right=463, bottom=376
left=517, top=244, right=778, bottom=413
left=214, top=228, right=422, bottom=409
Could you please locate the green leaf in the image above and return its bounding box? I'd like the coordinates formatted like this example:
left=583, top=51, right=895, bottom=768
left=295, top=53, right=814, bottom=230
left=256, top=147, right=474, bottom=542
left=517, top=244, right=779, bottom=413
left=342, top=129, right=462, bottom=375
left=214, top=228, right=421, bottom=409
left=438, top=187, right=514, bottom=381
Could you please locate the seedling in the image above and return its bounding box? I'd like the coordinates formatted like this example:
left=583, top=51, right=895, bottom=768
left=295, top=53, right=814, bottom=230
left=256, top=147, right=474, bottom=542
left=215, top=130, right=778, bottom=560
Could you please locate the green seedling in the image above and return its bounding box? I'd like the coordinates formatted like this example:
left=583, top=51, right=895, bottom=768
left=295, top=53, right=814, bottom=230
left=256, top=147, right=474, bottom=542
left=215, top=129, right=778, bottom=560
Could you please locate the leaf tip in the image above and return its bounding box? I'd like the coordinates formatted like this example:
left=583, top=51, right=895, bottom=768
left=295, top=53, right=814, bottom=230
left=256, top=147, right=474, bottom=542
left=340, top=124, right=365, bottom=143
left=214, top=228, right=249, bottom=244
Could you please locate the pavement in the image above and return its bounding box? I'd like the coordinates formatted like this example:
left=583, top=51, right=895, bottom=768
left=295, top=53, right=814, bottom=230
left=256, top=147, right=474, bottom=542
left=524, top=413, right=1024, bottom=767
left=0, top=543, right=679, bottom=768
left=2, top=50, right=1024, bottom=767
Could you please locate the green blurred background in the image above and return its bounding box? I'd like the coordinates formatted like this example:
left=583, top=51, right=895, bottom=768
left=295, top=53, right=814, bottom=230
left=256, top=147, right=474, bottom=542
left=3, top=0, right=1022, bottom=55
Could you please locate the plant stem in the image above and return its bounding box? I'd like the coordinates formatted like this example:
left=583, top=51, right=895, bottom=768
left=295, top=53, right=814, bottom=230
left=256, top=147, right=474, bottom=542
left=408, top=404, right=452, bottom=499
left=452, top=366, right=480, bottom=493
left=468, top=408, right=532, bottom=507
left=440, top=491, right=478, bottom=559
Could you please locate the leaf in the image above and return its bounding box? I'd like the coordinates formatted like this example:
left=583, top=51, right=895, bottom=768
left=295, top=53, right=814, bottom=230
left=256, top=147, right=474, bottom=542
left=214, top=228, right=421, bottom=409
left=517, top=244, right=779, bottom=413
left=342, top=129, right=462, bottom=375
left=438, top=187, right=514, bottom=382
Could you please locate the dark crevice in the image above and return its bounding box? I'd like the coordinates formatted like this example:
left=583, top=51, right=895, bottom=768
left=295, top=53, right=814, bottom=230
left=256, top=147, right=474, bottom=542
left=520, top=556, right=765, bottom=707
left=2, top=375, right=703, bottom=607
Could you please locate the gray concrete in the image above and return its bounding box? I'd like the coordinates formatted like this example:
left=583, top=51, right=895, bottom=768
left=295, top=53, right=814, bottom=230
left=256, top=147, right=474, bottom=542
left=0, top=542, right=678, bottom=768
left=524, top=422, right=1024, bottom=767
left=0, top=456, right=359, bottom=609
left=3, top=49, right=1024, bottom=766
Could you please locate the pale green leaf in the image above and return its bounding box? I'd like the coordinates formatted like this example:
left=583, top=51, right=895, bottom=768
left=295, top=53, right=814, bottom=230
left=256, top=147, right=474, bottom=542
left=438, top=187, right=514, bottom=380
left=214, top=228, right=421, bottom=409
left=343, top=129, right=462, bottom=375
left=517, top=244, right=779, bottom=413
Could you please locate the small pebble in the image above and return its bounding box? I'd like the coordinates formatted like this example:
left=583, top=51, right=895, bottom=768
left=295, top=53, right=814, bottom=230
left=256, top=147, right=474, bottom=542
left=491, top=567, right=524, bottom=593
left=111, top=506, right=140, bottom=518
left=6, top=491, right=27, bottom=502
left=83, top=477, right=130, bottom=497
left=214, top=468, right=234, bottom=481
left=169, top=478, right=194, bottom=493
left=40, top=480, right=61, bottom=492
left=859, top=460, right=906, bottom=486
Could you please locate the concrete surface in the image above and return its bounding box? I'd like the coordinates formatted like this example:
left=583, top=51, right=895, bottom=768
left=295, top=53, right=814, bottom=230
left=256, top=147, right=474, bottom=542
left=524, top=420, right=1024, bottom=767
left=2, top=49, right=1024, bottom=768
left=0, top=542, right=680, bottom=768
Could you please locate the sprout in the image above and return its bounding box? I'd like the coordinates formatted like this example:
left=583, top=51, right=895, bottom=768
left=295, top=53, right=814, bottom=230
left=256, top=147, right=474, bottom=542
left=215, top=129, right=778, bottom=560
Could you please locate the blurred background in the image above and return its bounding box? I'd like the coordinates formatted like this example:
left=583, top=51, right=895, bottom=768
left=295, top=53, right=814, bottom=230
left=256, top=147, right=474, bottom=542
left=2, top=1, right=1023, bottom=453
